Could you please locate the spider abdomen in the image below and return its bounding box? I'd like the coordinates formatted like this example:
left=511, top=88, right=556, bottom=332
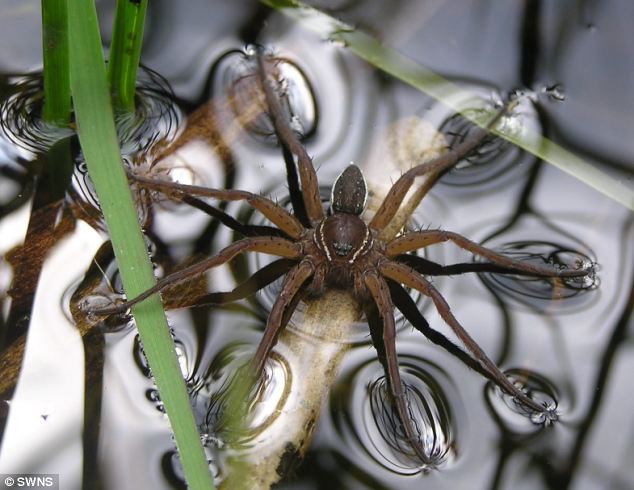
left=315, top=213, right=372, bottom=265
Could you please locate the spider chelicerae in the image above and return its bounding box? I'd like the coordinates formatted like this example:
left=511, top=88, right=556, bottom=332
left=92, top=52, right=591, bottom=464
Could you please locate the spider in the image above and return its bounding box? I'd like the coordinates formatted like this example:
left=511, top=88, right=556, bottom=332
left=91, top=53, right=590, bottom=464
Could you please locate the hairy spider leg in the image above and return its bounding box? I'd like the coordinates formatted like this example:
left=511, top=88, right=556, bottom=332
left=363, top=298, right=444, bottom=462
left=364, top=271, right=439, bottom=465
left=281, top=143, right=310, bottom=227
left=379, top=261, right=550, bottom=414
left=386, top=230, right=588, bottom=278
left=128, top=172, right=305, bottom=239
left=257, top=53, right=325, bottom=224
left=395, top=253, right=544, bottom=277
left=90, top=237, right=301, bottom=316
left=251, top=260, right=314, bottom=378
left=173, top=258, right=297, bottom=309
left=387, top=280, right=493, bottom=380
left=369, top=104, right=510, bottom=232
left=178, top=194, right=286, bottom=238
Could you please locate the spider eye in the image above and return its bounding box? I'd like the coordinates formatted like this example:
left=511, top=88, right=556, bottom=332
left=331, top=164, right=367, bottom=216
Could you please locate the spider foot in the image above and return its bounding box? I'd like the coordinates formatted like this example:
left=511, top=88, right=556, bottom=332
left=379, top=384, right=451, bottom=469
left=509, top=393, right=559, bottom=424
left=494, top=371, right=560, bottom=426
left=528, top=403, right=559, bottom=426
left=413, top=434, right=450, bottom=469
left=556, top=259, right=594, bottom=277
left=555, top=257, right=598, bottom=290
left=393, top=420, right=448, bottom=469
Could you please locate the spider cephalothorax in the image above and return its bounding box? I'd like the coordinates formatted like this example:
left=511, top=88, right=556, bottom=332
left=92, top=52, right=592, bottom=464
left=308, top=164, right=376, bottom=296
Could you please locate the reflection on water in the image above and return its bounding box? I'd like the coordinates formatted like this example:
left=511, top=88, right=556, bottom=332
left=211, top=47, right=318, bottom=144
left=330, top=353, right=457, bottom=475
left=479, top=240, right=597, bottom=307
left=486, top=368, right=560, bottom=433
left=0, top=76, right=73, bottom=155
left=438, top=90, right=540, bottom=190
left=1, top=1, right=634, bottom=490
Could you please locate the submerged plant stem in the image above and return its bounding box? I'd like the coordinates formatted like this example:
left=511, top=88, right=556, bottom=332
left=222, top=291, right=360, bottom=489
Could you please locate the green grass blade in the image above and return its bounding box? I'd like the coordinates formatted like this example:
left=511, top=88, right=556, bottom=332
left=260, top=0, right=634, bottom=211
left=107, top=0, right=148, bottom=112
left=41, top=0, right=71, bottom=124
left=40, top=0, right=73, bottom=208
left=66, top=2, right=213, bottom=489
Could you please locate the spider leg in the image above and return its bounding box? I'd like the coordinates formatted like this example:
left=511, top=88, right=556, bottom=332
left=369, top=104, right=510, bottom=232
left=171, top=258, right=297, bottom=309
left=379, top=261, right=552, bottom=414
left=281, top=142, right=311, bottom=228
left=387, top=280, right=493, bottom=381
left=257, top=53, right=325, bottom=224
left=179, top=194, right=286, bottom=238
left=362, top=300, right=389, bottom=374
left=387, top=230, right=588, bottom=278
left=396, top=253, right=558, bottom=277
left=279, top=279, right=310, bottom=331
left=129, top=172, right=304, bottom=239
left=89, top=236, right=301, bottom=316
left=251, top=260, right=314, bottom=378
left=363, top=272, right=439, bottom=465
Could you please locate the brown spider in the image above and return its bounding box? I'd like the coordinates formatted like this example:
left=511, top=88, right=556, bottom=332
left=92, top=53, right=590, bottom=464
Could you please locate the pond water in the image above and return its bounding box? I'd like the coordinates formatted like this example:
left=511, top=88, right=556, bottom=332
left=1, top=1, right=633, bottom=489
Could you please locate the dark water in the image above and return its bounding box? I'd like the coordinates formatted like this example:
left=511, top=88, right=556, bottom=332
left=1, top=1, right=633, bottom=489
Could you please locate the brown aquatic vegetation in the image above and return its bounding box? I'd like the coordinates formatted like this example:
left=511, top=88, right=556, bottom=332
left=91, top=52, right=592, bottom=465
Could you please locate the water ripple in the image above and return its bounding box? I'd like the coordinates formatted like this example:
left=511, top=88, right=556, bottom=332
left=210, top=47, right=317, bottom=144
left=478, top=240, right=598, bottom=312
left=485, top=368, right=561, bottom=436
left=428, top=86, right=539, bottom=192
left=330, top=353, right=458, bottom=475
left=0, top=75, right=73, bottom=155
